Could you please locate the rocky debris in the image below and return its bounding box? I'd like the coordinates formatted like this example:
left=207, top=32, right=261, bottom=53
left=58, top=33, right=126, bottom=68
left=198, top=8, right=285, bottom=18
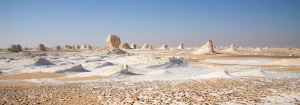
left=34, top=58, right=54, bottom=65
left=0, top=79, right=299, bottom=105
left=106, top=35, right=121, bottom=49
left=192, top=40, right=217, bottom=54
left=38, top=44, right=46, bottom=51
left=119, top=43, right=130, bottom=49
left=178, top=43, right=184, bottom=49
left=130, top=43, right=137, bottom=49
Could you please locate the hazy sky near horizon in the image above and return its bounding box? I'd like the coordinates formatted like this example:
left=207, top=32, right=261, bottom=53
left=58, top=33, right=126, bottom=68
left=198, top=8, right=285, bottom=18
left=0, top=0, right=300, bottom=48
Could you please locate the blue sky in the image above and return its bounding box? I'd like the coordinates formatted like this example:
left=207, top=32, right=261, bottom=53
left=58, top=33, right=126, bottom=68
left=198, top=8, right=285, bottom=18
left=0, top=0, right=299, bottom=48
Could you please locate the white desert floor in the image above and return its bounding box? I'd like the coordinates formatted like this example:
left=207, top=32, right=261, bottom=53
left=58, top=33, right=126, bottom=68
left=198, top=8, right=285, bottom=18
left=0, top=48, right=300, bottom=104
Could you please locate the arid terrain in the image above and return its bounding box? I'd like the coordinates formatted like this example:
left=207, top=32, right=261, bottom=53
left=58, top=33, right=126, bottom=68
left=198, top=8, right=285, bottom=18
left=1, top=40, right=300, bottom=104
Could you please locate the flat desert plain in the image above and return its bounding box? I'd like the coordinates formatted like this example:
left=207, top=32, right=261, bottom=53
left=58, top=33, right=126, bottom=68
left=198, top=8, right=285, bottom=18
left=0, top=46, right=300, bottom=105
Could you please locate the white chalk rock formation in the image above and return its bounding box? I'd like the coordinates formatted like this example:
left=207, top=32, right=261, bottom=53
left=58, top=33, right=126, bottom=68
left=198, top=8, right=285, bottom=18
left=38, top=44, right=46, bottom=51
left=223, top=44, right=240, bottom=54
left=192, top=40, right=217, bottom=54
left=71, top=46, right=76, bottom=50
left=160, top=44, right=168, bottom=50
left=177, top=43, right=184, bottom=49
left=119, top=43, right=130, bottom=49
left=80, top=44, right=87, bottom=49
left=55, top=46, right=62, bottom=50
left=8, top=44, right=18, bottom=52
left=64, top=45, right=72, bottom=49
left=74, top=45, right=80, bottom=49
left=131, top=43, right=137, bottom=49
left=34, top=58, right=54, bottom=65
left=87, top=45, right=92, bottom=49
left=142, top=44, right=149, bottom=49
left=106, top=35, right=121, bottom=49
left=148, top=45, right=154, bottom=50
left=253, top=48, right=262, bottom=52
left=16, top=44, right=22, bottom=52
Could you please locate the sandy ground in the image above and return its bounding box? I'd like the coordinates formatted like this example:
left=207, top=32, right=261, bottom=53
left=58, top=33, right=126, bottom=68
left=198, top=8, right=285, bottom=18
left=0, top=48, right=300, bottom=104
left=0, top=72, right=65, bottom=80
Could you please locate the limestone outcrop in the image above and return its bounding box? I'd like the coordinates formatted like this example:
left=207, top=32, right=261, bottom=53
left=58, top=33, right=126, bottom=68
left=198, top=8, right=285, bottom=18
left=106, top=35, right=121, bottom=49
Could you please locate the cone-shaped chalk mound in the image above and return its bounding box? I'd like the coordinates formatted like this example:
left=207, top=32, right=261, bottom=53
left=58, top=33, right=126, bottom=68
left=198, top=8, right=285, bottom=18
left=142, top=44, right=149, bottom=49
left=38, top=44, right=46, bottom=51
left=34, top=58, right=54, bottom=65
left=16, top=44, right=22, bottom=52
left=55, top=46, right=62, bottom=50
left=131, top=43, right=137, bottom=49
left=55, top=64, right=89, bottom=73
left=8, top=44, right=18, bottom=52
left=178, top=43, right=184, bottom=49
left=192, top=40, right=217, bottom=54
left=223, top=44, right=239, bottom=53
left=160, top=44, right=168, bottom=50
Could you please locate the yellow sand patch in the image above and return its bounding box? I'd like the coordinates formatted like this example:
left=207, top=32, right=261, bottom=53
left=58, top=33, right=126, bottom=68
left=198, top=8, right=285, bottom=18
left=287, top=67, right=300, bottom=72
left=185, top=59, right=232, bottom=66
left=0, top=82, right=37, bottom=87
left=184, top=59, right=256, bottom=67
left=258, top=65, right=283, bottom=68
left=0, top=72, right=66, bottom=80
left=0, top=68, right=10, bottom=71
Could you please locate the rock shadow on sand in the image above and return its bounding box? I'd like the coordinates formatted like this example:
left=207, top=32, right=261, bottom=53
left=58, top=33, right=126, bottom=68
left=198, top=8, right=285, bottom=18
left=146, top=58, right=187, bottom=69
left=55, top=64, right=90, bottom=73
left=94, top=62, right=114, bottom=68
